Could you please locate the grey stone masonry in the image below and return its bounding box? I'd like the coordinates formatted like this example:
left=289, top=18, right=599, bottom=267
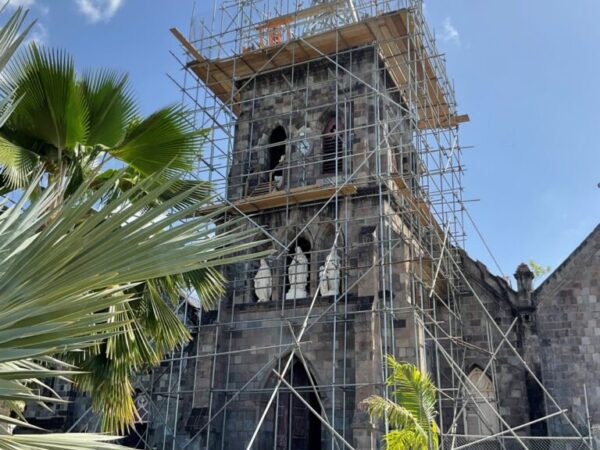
left=457, top=224, right=600, bottom=438
left=535, top=225, right=600, bottom=436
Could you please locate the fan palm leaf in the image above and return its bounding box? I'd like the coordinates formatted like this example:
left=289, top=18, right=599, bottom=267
left=0, top=44, right=208, bottom=194
left=0, top=135, right=38, bottom=188
left=80, top=69, right=136, bottom=148
left=111, top=105, right=203, bottom=177
left=0, top=170, right=265, bottom=447
left=7, top=45, right=88, bottom=153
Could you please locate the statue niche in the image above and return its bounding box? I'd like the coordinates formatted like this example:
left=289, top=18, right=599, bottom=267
left=254, top=258, right=272, bottom=303
left=319, top=248, right=340, bottom=296
left=286, top=238, right=311, bottom=300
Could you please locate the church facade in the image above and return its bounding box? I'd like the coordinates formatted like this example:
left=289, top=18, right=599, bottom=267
left=19, top=2, right=600, bottom=449
left=459, top=225, right=600, bottom=441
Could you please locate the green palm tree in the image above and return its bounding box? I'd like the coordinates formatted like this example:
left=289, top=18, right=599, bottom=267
left=0, top=42, right=204, bottom=196
left=363, top=355, right=439, bottom=450
left=0, top=170, right=261, bottom=449
left=0, top=21, right=255, bottom=433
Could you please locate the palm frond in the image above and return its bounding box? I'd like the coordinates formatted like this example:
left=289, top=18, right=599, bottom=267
left=181, top=266, right=227, bottom=310
left=362, top=395, right=426, bottom=436
left=110, top=106, right=205, bottom=177
left=158, top=178, right=212, bottom=209
left=0, top=7, right=34, bottom=79
left=138, top=279, right=192, bottom=352
left=363, top=356, right=439, bottom=450
left=383, top=429, right=427, bottom=450
left=80, top=69, right=137, bottom=147
left=7, top=45, right=88, bottom=151
left=0, top=135, right=38, bottom=188
left=0, top=170, right=266, bottom=435
left=385, top=355, right=437, bottom=437
left=0, top=7, right=35, bottom=127
left=0, top=433, right=128, bottom=450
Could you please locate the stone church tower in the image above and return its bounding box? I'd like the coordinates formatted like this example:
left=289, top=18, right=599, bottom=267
left=19, top=2, right=470, bottom=447
left=164, top=1, right=468, bottom=449
left=19, top=2, right=600, bottom=450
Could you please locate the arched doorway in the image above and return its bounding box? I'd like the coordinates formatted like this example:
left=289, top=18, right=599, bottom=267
left=274, top=358, right=322, bottom=450
left=269, top=126, right=287, bottom=177
left=464, top=368, right=500, bottom=436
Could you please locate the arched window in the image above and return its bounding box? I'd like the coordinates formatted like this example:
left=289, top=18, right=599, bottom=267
left=322, top=118, right=343, bottom=175
left=274, top=358, right=322, bottom=450
left=269, top=126, right=287, bottom=177
left=465, top=368, right=500, bottom=436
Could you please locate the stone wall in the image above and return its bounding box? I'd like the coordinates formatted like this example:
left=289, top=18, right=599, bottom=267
left=534, top=225, right=600, bottom=436
left=227, top=46, right=411, bottom=201
left=182, top=295, right=403, bottom=449
left=458, top=251, right=533, bottom=432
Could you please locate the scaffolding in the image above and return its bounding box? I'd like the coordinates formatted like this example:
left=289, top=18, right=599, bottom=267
left=111, top=1, right=592, bottom=449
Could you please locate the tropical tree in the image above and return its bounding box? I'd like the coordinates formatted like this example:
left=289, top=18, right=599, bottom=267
left=0, top=170, right=261, bottom=449
left=0, top=42, right=204, bottom=198
left=0, top=26, right=242, bottom=432
left=363, top=355, right=439, bottom=450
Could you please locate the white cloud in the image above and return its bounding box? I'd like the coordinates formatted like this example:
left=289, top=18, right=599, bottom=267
left=7, top=0, right=37, bottom=7
left=75, top=0, right=124, bottom=23
left=441, top=16, right=460, bottom=45
left=7, top=0, right=49, bottom=16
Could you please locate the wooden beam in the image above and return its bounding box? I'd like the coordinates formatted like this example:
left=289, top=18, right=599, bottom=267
left=255, top=1, right=343, bottom=30
left=171, top=27, right=203, bottom=61
left=417, top=113, right=469, bottom=130
left=198, top=183, right=357, bottom=215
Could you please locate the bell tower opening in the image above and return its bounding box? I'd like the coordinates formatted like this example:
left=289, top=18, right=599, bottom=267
left=322, top=118, right=343, bottom=175
left=269, top=126, right=287, bottom=177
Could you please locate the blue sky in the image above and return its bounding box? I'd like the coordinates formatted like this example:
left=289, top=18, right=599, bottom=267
left=16, top=0, right=600, bottom=284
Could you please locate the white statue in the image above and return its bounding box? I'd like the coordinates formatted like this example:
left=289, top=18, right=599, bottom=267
left=254, top=258, right=272, bottom=303
left=319, top=250, right=340, bottom=296
left=286, top=246, right=309, bottom=299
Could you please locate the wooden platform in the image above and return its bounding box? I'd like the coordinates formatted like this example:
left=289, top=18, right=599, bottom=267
left=200, top=183, right=357, bottom=215
left=171, top=9, right=468, bottom=129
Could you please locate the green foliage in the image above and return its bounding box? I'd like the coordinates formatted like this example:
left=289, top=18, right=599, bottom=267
left=0, top=43, right=207, bottom=194
left=0, top=170, right=263, bottom=448
left=0, top=29, right=241, bottom=434
left=8, top=45, right=88, bottom=152
left=363, top=355, right=438, bottom=450
left=80, top=69, right=136, bottom=147
left=0, top=3, right=264, bottom=444
left=528, top=259, right=551, bottom=279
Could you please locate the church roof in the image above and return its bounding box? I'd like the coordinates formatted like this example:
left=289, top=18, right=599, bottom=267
left=534, top=223, right=600, bottom=297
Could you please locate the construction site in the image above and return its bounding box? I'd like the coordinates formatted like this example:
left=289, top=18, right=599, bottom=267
left=58, top=0, right=599, bottom=449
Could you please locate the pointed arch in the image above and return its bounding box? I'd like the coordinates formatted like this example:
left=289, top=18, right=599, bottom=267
left=262, top=356, right=323, bottom=450
left=464, top=367, right=500, bottom=436
left=269, top=125, right=287, bottom=176
left=321, top=116, right=343, bottom=175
